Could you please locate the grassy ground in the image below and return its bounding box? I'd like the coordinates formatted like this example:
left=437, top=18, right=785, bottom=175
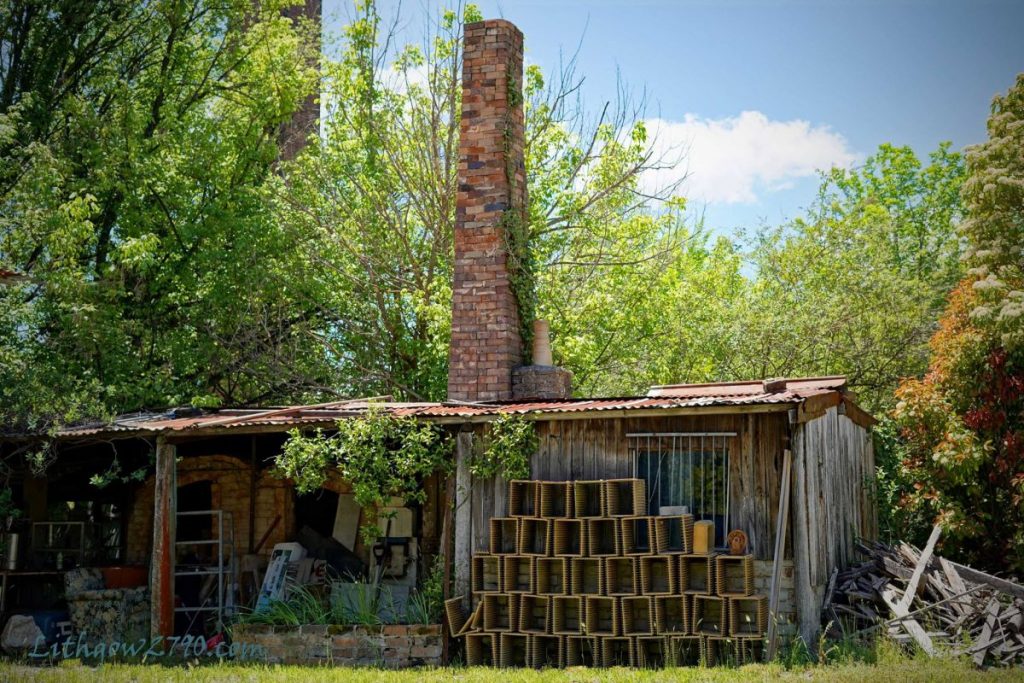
left=3, top=659, right=1024, bottom=683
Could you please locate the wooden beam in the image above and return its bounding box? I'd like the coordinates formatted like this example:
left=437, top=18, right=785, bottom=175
left=898, top=524, right=942, bottom=613
left=453, top=430, right=473, bottom=601
left=881, top=585, right=935, bottom=656
left=852, top=584, right=986, bottom=637
left=840, top=396, right=877, bottom=428
left=248, top=436, right=257, bottom=553
left=767, top=447, right=793, bottom=660
left=150, top=436, right=176, bottom=638
left=974, top=599, right=1000, bottom=667
left=795, top=392, right=842, bottom=423
left=945, top=560, right=1024, bottom=601
left=440, top=470, right=455, bottom=664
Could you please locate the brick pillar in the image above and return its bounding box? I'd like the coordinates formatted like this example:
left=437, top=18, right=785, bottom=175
left=278, top=0, right=321, bottom=161
left=447, top=19, right=527, bottom=402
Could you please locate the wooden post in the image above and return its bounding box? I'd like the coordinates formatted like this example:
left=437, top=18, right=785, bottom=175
left=898, top=524, right=942, bottom=612
left=441, top=470, right=455, bottom=664
left=453, top=430, right=473, bottom=601
left=150, top=436, right=176, bottom=638
left=248, top=436, right=258, bottom=553
left=767, top=448, right=792, bottom=660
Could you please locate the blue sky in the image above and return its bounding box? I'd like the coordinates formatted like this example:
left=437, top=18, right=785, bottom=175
left=324, top=0, right=1024, bottom=236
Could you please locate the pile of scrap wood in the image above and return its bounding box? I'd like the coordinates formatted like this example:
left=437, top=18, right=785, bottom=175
left=824, top=526, right=1024, bottom=667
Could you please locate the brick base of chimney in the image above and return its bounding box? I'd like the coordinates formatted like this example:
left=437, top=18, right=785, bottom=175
left=512, top=365, right=573, bottom=400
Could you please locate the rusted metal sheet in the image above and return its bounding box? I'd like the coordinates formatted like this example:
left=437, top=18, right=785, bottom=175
left=42, top=376, right=865, bottom=440
left=647, top=376, right=846, bottom=399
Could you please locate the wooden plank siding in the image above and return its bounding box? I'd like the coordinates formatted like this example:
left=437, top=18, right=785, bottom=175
left=459, top=413, right=795, bottom=562
left=791, top=406, right=876, bottom=644
left=453, top=406, right=874, bottom=643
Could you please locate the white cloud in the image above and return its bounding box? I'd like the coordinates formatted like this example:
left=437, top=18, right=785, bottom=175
left=384, top=62, right=430, bottom=96
left=641, top=111, right=859, bottom=205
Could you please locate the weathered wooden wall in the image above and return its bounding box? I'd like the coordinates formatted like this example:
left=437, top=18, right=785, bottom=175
left=791, top=405, right=876, bottom=644
left=452, top=410, right=796, bottom=598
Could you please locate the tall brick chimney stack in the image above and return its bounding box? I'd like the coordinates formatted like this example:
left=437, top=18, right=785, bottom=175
left=447, top=20, right=527, bottom=402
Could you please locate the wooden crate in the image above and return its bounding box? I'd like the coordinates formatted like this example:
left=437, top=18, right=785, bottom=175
left=508, top=480, right=539, bottom=517
left=465, top=632, right=496, bottom=666
left=692, top=595, right=728, bottom=636
left=680, top=554, right=716, bottom=595
left=534, top=557, right=569, bottom=596
left=604, top=479, right=646, bottom=517
left=472, top=554, right=503, bottom=594
left=539, top=481, right=573, bottom=518
left=551, top=595, right=584, bottom=635
left=571, top=557, right=604, bottom=595
left=653, top=514, right=694, bottom=554
left=489, top=518, right=520, bottom=555
left=621, top=516, right=655, bottom=555
left=605, top=557, right=638, bottom=596
left=552, top=518, right=586, bottom=557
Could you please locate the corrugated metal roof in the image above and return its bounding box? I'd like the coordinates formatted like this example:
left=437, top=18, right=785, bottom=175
left=47, top=376, right=856, bottom=439
left=647, top=376, right=846, bottom=399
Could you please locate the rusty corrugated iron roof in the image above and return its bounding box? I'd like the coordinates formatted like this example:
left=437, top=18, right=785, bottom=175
left=646, top=376, right=847, bottom=399
left=45, top=376, right=855, bottom=439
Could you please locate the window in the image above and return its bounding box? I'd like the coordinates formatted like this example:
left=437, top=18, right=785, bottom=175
left=629, top=433, right=733, bottom=547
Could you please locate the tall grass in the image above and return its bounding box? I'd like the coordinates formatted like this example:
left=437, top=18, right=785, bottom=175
left=236, top=584, right=330, bottom=626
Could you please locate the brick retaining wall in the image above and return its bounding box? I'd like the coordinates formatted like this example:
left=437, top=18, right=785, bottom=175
left=753, top=559, right=797, bottom=637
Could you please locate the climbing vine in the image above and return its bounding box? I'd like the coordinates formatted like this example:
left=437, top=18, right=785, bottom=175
left=277, top=408, right=453, bottom=540
left=501, top=58, right=537, bottom=357
left=471, top=413, right=537, bottom=480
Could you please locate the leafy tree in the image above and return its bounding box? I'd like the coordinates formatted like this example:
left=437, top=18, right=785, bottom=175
left=274, top=1, right=689, bottom=401
left=575, top=143, right=966, bottom=408
left=0, top=0, right=325, bottom=432
left=893, top=75, right=1024, bottom=573
left=724, top=143, right=965, bottom=412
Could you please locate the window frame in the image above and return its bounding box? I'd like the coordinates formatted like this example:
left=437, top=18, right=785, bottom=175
left=628, top=432, right=736, bottom=548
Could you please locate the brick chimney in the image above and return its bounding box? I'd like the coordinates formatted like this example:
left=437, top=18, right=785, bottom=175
left=447, top=20, right=527, bottom=402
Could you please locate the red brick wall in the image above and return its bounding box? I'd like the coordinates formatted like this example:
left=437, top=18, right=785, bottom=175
left=448, top=19, right=527, bottom=402
left=124, top=455, right=296, bottom=563
left=124, top=456, right=362, bottom=565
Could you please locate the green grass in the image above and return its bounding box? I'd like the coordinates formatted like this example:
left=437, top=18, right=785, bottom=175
left=3, top=660, right=1023, bottom=683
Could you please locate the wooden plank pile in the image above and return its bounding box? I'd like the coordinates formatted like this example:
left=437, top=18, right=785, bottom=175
left=824, top=526, right=1024, bottom=667
left=447, top=478, right=768, bottom=668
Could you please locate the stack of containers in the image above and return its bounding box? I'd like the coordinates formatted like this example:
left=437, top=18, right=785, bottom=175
left=453, top=478, right=767, bottom=668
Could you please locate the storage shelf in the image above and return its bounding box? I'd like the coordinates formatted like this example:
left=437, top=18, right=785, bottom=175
left=173, top=509, right=234, bottom=631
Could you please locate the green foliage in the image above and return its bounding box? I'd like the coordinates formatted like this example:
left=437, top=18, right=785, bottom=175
left=331, top=575, right=391, bottom=626
left=277, top=408, right=452, bottom=538
left=237, top=584, right=331, bottom=627
left=471, top=414, right=537, bottom=480
left=406, top=554, right=445, bottom=625
left=538, top=141, right=964, bottom=409
left=273, top=1, right=681, bottom=402
left=724, top=143, right=965, bottom=413
left=235, top=576, right=404, bottom=627
left=0, top=0, right=325, bottom=432
left=892, top=76, right=1024, bottom=574
left=960, top=74, right=1024, bottom=348
left=871, top=419, right=934, bottom=548
left=0, top=488, right=19, bottom=521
